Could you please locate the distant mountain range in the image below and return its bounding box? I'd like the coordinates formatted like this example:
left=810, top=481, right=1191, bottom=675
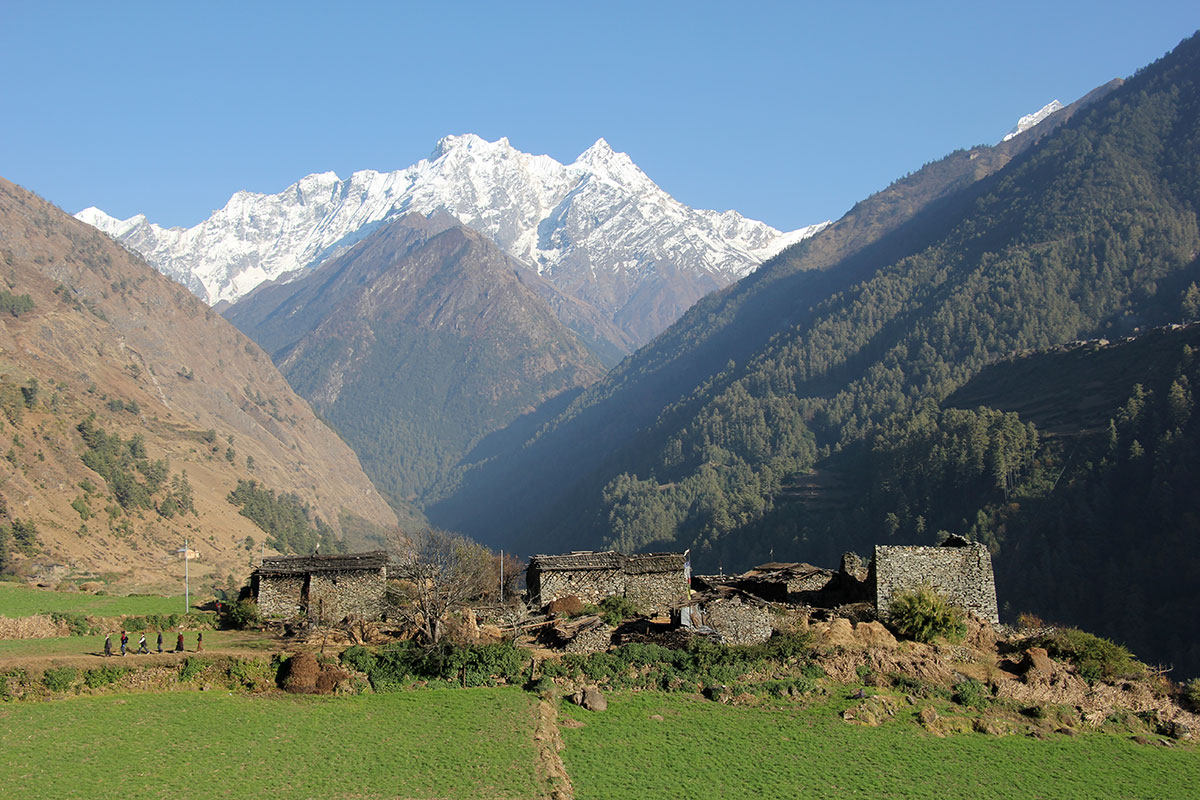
left=224, top=212, right=607, bottom=507
left=77, top=135, right=827, bottom=355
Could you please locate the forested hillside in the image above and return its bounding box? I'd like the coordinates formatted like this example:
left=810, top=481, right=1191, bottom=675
left=430, top=28, right=1200, bottom=630
left=225, top=213, right=606, bottom=507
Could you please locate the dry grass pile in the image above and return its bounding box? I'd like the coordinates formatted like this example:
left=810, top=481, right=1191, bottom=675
left=0, top=615, right=70, bottom=639
left=282, top=652, right=347, bottom=695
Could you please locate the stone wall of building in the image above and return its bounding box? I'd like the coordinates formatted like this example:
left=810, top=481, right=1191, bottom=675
left=873, top=543, right=999, bottom=624
left=527, top=553, right=689, bottom=616
left=534, top=569, right=624, bottom=608
left=622, top=571, right=690, bottom=616
left=307, top=569, right=385, bottom=621
left=257, top=574, right=306, bottom=618
left=702, top=597, right=773, bottom=645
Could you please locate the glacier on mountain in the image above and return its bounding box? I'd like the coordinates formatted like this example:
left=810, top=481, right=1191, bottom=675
left=75, top=135, right=827, bottom=328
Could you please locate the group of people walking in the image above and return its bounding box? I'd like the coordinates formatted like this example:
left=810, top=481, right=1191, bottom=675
left=103, top=630, right=203, bottom=656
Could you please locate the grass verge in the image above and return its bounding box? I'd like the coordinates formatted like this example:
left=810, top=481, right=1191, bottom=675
left=0, top=583, right=193, bottom=617
left=557, top=691, right=1200, bottom=799
left=0, top=688, right=543, bottom=800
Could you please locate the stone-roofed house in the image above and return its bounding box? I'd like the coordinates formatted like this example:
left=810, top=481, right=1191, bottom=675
left=526, top=551, right=689, bottom=616
left=251, top=551, right=388, bottom=621
left=872, top=536, right=999, bottom=624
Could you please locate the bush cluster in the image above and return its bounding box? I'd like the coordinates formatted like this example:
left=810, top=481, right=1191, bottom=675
left=342, top=641, right=529, bottom=690
left=579, top=596, right=644, bottom=627
left=49, top=611, right=97, bottom=636
left=1033, top=628, right=1144, bottom=683
left=120, top=612, right=216, bottom=633
left=226, top=599, right=262, bottom=630
left=84, top=665, right=129, bottom=689
left=539, top=633, right=820, bottom=692
left=42, top=666, right=78, bottom=693
left=1182, top=678, right=1200, bottom=712
left=886, top=586, right=966, bottom=643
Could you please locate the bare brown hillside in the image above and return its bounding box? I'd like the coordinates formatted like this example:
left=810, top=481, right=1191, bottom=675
left=0, top=177, right=400, bottom=592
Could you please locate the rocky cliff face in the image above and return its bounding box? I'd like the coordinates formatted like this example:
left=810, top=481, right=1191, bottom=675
left=0, top=177, right=400, bottom=590
left=77, top=135, right=827, bottom=352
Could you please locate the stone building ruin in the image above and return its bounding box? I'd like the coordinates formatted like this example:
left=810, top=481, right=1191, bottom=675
left=251, top=551, right=388, bottom=622
left=526, top=551, right=689, bottom=616
left=872, top=536, right=999, bottom=624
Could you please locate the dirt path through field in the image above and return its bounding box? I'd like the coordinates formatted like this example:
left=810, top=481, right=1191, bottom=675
left=533, top=698, right=574, bottom=800
left=0, top=646, right=275, bottom=672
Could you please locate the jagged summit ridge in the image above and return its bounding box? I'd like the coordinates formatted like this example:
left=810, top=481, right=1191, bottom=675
left=74, top=135, right=827, bottom=347
left=1002, top=100, right=1065, bottom=142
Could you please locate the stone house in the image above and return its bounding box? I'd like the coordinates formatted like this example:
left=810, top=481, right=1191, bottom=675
left=674, top=589, right=774, bottom=646
left=526, top=551, right=689, bottom=616
left=872, top=536, right=999, bottom=624
left=251, top=551, right=388, bottom=622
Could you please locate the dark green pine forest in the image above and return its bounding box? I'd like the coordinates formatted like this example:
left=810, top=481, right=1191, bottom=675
left=428, top=33, right=1200, bottom=675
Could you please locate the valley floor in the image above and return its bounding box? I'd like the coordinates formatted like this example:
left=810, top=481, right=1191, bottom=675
left=2, top=687, right=1197, bottom=800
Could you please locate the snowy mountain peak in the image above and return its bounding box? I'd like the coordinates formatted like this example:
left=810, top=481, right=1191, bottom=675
left=75, top=207, right=146, bottom=238
left=75, top=134, right=826, bottom=349
left=430, top=132, right=509, bottom=160
left=1002, top=100, right=1065, bottom=142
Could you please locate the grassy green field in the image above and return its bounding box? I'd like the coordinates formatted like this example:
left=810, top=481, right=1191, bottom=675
left=558, top=692, right=1200, bottom=800
left=0, top=583, right=193, bottom=617
left=0, top=630, right=273, bottom=658
left=0, top=688, right=544, bottom=800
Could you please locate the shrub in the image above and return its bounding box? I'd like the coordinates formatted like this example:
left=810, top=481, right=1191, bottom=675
left=42, top=666, right=78, bottom=693
left=227, top=599, right=261, bottom=629
left=225, top=658, right=274, bottom=690
left=48, top=611, right=97, bottom=636
left=1035, top=628, right=1144, bottom=682
left=84, top=665, right=128, bottom=689
left=178, top=657, right=210, bottom=682
left=340, top=645, right=375, bottom=675
left=345, top=641, right=527, bottom=691
left=1184, top=678, right=1200, bottom=712
left=762, top=631, right=816, bottom=661
left=886, top=586, right=966, bottom=643
left=596, top=595, right=642, bottom=626
left=952, top=677, right=992, bottom=709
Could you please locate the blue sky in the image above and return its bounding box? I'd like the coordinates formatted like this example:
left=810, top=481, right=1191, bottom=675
left=2, top=2, right=1196, bottom=231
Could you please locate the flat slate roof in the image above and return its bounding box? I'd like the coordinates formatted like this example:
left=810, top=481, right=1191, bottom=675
left=528, top=551, right=686, bottom=574
left=254, top=550, right=389, bottom=576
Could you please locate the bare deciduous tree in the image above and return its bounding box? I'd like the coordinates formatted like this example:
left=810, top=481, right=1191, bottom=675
left=387, top=527, right=493, bottom=644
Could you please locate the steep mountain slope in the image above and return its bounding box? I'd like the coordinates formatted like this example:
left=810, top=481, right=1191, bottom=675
left=950, top=325, right=1200, bottom=676
left=0, top=177, right=400, bottom=592
left=224, top=212, right=607, bottom=507
left=78, top=136, right=826, bottom=352
left=428, top=75, right=1126, bottom=550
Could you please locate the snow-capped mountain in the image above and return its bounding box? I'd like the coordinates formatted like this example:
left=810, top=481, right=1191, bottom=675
left=76, top=135, right=827, bottom=350
left=1001, top=100, right=1065, bottom=142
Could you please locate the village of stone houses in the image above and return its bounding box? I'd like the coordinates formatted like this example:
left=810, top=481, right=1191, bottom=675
left=4, top=524, right=1199, bottom=798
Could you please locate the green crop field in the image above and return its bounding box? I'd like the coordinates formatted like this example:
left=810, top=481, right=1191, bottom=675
left=0, top=583, right=193, bottom=618
left=0, top=688, right=544, bottom=800
left=558, top=692, right=1200, bottom=799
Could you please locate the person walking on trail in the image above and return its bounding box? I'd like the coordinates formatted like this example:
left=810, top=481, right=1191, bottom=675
left=137, top=634, right=148, bottom=654
left=103, top=633, right=113, bottom=657
left=156, top=631, right=163, bottom=653
left=120, top=630, right=128, bottom=657
left=196, top=631, right=203, bottom=652
left=175, top=631, right=184, bottom=653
